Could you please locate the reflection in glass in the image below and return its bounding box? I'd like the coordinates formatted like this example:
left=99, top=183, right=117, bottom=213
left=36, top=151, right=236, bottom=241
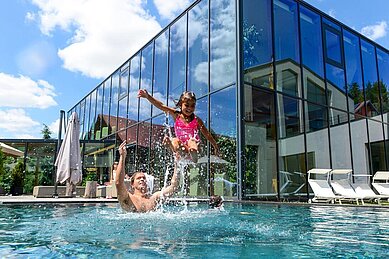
left=210, top=0, right=236, bottom=91
left=277, top=94, right=303, bottom=138
left=94, top=85, right=104, bottom=140
left=326, top=63, right=347, bottom=111
left=79, top=99, right=86, bottom=140
left=377, top=49, right=389, bottom=114
left=83, top=96, right=91, bottom=140
left=210, top=86, right=237, bottom=197
left=242, top=0, right=272, bottom=70
left=153, top=31, right=169, bottom=117
left=139, top=43, right=153, bottom=121
left=305, top=102, right=330, bottom=170
left=368, top=119, right=386, bottom=172
left=330, top=109, right=351, bottom=169
left=350, top=117, right=368, bottom=175
left=169, top=15, right=187, bottom=106
left=361, top=40, right=380, bottom=118
left=188, top=0, right=208, bottom=97
left=128, top=54, right=140, bottom=124
left=110, top=71, right=120, bottom=134
left=274, top=0, right=299, bottom=62
left=276, top=63, right=301, bottom=97
left=83, top=142, right=114, bottom=185
left=343, top=30, right=363, bottom=118
left=300, top=6, right=324, bottom=78
left=137, top=120, right=151, bottom=172
left=325, top=29, right=342, bottom=64
left=244, top=85, right=276, bottom=197
left=88, top=90, right=97, bottom=140
left=101, top=80, right=111, bottom=139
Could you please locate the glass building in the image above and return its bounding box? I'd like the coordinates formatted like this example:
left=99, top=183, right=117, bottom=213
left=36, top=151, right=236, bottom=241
left=67, top=0, right=389, bottom=201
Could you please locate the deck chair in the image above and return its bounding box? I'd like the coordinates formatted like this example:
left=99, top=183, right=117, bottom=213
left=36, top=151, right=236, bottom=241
left=352, top=174, right=389, bottom=205
left=308, top=168, right=341, bottom=203
left=329, top=169, right=360, bottom=205
left=372, top=171, right=389, bottom=196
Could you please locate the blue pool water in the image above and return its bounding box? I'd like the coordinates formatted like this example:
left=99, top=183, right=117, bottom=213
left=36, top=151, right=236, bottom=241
left=0, top=203, right=388, bottom=258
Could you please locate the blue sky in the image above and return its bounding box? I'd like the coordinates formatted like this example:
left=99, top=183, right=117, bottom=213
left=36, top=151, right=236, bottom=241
left=0, top=0, right=388, bottom=139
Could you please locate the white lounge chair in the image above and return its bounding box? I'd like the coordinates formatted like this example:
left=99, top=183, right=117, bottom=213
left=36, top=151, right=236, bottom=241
left=330, top=169, right=361, bottom=205
left=352, top=174, right=389, bottom=205
left=372, top=171, right=389, bottom=196
left=308, top=168, right=341, bottom=203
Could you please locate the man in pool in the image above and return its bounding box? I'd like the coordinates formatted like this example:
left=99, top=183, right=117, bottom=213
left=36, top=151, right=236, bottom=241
left=115, top=141, right=179, bottom=212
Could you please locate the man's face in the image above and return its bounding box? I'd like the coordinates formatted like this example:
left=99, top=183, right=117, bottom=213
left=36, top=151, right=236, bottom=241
left=132, top=173, right=147, bottom=191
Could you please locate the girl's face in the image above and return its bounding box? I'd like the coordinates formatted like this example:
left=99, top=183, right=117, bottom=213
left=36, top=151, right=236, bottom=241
left=181, top=99, right=196, bottom=116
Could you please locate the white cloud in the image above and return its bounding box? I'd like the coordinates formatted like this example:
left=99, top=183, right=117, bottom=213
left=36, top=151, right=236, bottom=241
left=0, top=73, right=57, bottom=109
left=361, top=21, right=388, bottom=41
left=153, top=0, right=192, bottom=20
left=48, top=118, right=60, bottom=137
left=30, top=0, right=163, bottom=79
left=0, top=109, right=41, bottom=138
left=328, top=9, right=336, bottom=18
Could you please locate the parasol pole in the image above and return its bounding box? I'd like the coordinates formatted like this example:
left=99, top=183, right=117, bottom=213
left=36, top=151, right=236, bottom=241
left=53, top=110, right=66, bottom=197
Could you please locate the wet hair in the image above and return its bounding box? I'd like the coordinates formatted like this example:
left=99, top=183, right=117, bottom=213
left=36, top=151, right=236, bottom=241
left=129, top=172, right=145, bottom=185
left=176, top=91, right=197, bottom=108
left=209, top=195, right=223, bottom=208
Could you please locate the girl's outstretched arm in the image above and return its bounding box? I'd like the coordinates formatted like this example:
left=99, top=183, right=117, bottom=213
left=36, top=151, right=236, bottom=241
left=197, top=117, right=220, bottom=155
left=138, top=89, right=176, bottom=117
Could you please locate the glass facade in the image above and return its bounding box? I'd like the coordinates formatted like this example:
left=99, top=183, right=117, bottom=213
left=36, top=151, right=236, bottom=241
left=60, top=0, right=389, bottom=201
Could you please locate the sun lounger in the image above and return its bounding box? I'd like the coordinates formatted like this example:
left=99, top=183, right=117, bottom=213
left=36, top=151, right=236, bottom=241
left=372, top=171, right=389, bottom=196
left=329, top=169, right=360, bottom=205
left=308, top=168, right=341, bottom=204
left=352, top=174, right=389, bottom=205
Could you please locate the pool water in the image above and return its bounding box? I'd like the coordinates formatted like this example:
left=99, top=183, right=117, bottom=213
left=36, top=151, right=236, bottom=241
left=0, top=203, right=388, bottom=258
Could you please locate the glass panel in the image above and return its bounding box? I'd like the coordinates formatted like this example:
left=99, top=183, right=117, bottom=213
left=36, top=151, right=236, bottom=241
left=102, top=80, right=111, bottom=139
left=119, top=64, right=129, bottom=99
left=325, top=29, right=342, bottom=64
left=125, top=126, right=138, bottom=173
left=305, top=76, right=326, bottom=105
left=368, top=119, right=386, bottom=172
left=377, top=49, right=389, bottom=115
left=277, top=94, right=303, bottom=139
left=361, top=40, right=380, bottom=118
left=276, top=63, right=301, bottom=97
left=137, top=120, right=151, bottom=172
left=79, top=99, right=86, bottom=140
left=128, top=54, right=141, bottom=125
left=150, top=115, right=171, bottom=191
left=210, top=86, right=237, bottom=197
left=210, top=0, right=236, bottom=91
left=277, top=94, right=306, bottom=198
left=88, top=90, right=97, bottom=140
left=300, top=6, right=324, bottom=78
left=244, top=85, right=276, bottom=197
left=24, top=143, right=56, bottom=193
left=326, top=63, right=347, bottom=111
left=305, top=102, right=330, bottom=170
left=242, top=0, right=272, bottom=69
left=343, top=30, right=363, bottom=118
left=117, top=97, right=128, bottom=132
left=188, top=0, right=208, bottom=97
left=94, top=85, right=104, bottom=140
left=83, top=142, right=114, bottom=185
left=83, top=96, right=91, bottom=140
left=153, top=30, right=169, bottom=117
left=274, top=0, right=299, bottom=62
left=329, top=109, right=351, bottom=169
left=350, top=117, right=368, bottom=174
left=169, top=14, right=187, bottom=106
left=110, top=71, right=120, bottom=134
left=139, top=43, right=154, bottom=121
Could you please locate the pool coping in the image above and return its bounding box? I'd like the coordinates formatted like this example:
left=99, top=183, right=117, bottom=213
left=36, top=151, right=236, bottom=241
left=1, top=195, right=388, bottom=209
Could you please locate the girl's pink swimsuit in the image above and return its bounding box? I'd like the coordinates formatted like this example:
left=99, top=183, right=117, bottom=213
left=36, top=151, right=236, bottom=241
left=174, top=115, right=200, bottom=144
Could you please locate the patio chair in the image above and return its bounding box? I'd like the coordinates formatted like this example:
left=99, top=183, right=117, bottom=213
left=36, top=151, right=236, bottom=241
left=329, top=169, right=360, bottom=205
left=352, top=174, right=389, bottom=205
left=308, top=168, right=341, bottom=204
left=372, top=171, right=389, bottom=196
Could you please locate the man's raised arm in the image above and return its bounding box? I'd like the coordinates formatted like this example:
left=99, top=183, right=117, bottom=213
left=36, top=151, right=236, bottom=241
left=115, top=141, right=134, bottom=211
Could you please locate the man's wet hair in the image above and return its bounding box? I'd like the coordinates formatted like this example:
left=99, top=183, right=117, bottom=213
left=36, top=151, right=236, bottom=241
left=209, top=195, right=223, bottom=208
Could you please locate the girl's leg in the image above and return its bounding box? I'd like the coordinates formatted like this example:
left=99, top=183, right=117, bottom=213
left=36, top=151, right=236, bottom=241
left=187, top=138, right=199, bottom=163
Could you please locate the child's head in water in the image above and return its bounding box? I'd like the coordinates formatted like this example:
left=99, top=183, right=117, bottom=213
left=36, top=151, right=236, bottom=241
left=209, top=195, right=223, bottom=209
left=176, top=91, right=196, bottom=117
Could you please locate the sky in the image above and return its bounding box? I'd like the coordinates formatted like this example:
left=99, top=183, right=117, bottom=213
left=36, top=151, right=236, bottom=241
left=0, top=0, right=388, bottom=139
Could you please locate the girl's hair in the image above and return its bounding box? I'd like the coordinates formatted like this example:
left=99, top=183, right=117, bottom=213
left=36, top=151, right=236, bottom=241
left=176, top=91, right=196, bottom=108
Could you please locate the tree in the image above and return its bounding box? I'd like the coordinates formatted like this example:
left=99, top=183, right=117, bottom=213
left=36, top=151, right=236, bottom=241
left=41, top=124, right=52, bottom=139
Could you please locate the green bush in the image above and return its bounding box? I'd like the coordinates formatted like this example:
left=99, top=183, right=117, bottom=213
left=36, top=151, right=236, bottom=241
left=10, top=161, right=25, bottom=195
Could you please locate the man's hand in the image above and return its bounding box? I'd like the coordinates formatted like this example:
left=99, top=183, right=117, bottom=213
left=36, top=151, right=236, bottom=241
left=118, top=141, right=127, bottom=157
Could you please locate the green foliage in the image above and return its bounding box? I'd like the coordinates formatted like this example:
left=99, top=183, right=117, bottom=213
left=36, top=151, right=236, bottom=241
left=0, top=148, right=12, bottom=194
left=41, top=124, right=52, bottom=139
left=10, top=161, right=25, bottom=195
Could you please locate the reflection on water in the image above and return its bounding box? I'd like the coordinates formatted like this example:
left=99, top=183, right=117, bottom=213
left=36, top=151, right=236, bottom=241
left=0, top=204, right=388, bottom=258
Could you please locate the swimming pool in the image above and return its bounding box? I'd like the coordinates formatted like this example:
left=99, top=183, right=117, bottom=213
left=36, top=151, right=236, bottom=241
left=0, top=203, right=388, bottom=258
